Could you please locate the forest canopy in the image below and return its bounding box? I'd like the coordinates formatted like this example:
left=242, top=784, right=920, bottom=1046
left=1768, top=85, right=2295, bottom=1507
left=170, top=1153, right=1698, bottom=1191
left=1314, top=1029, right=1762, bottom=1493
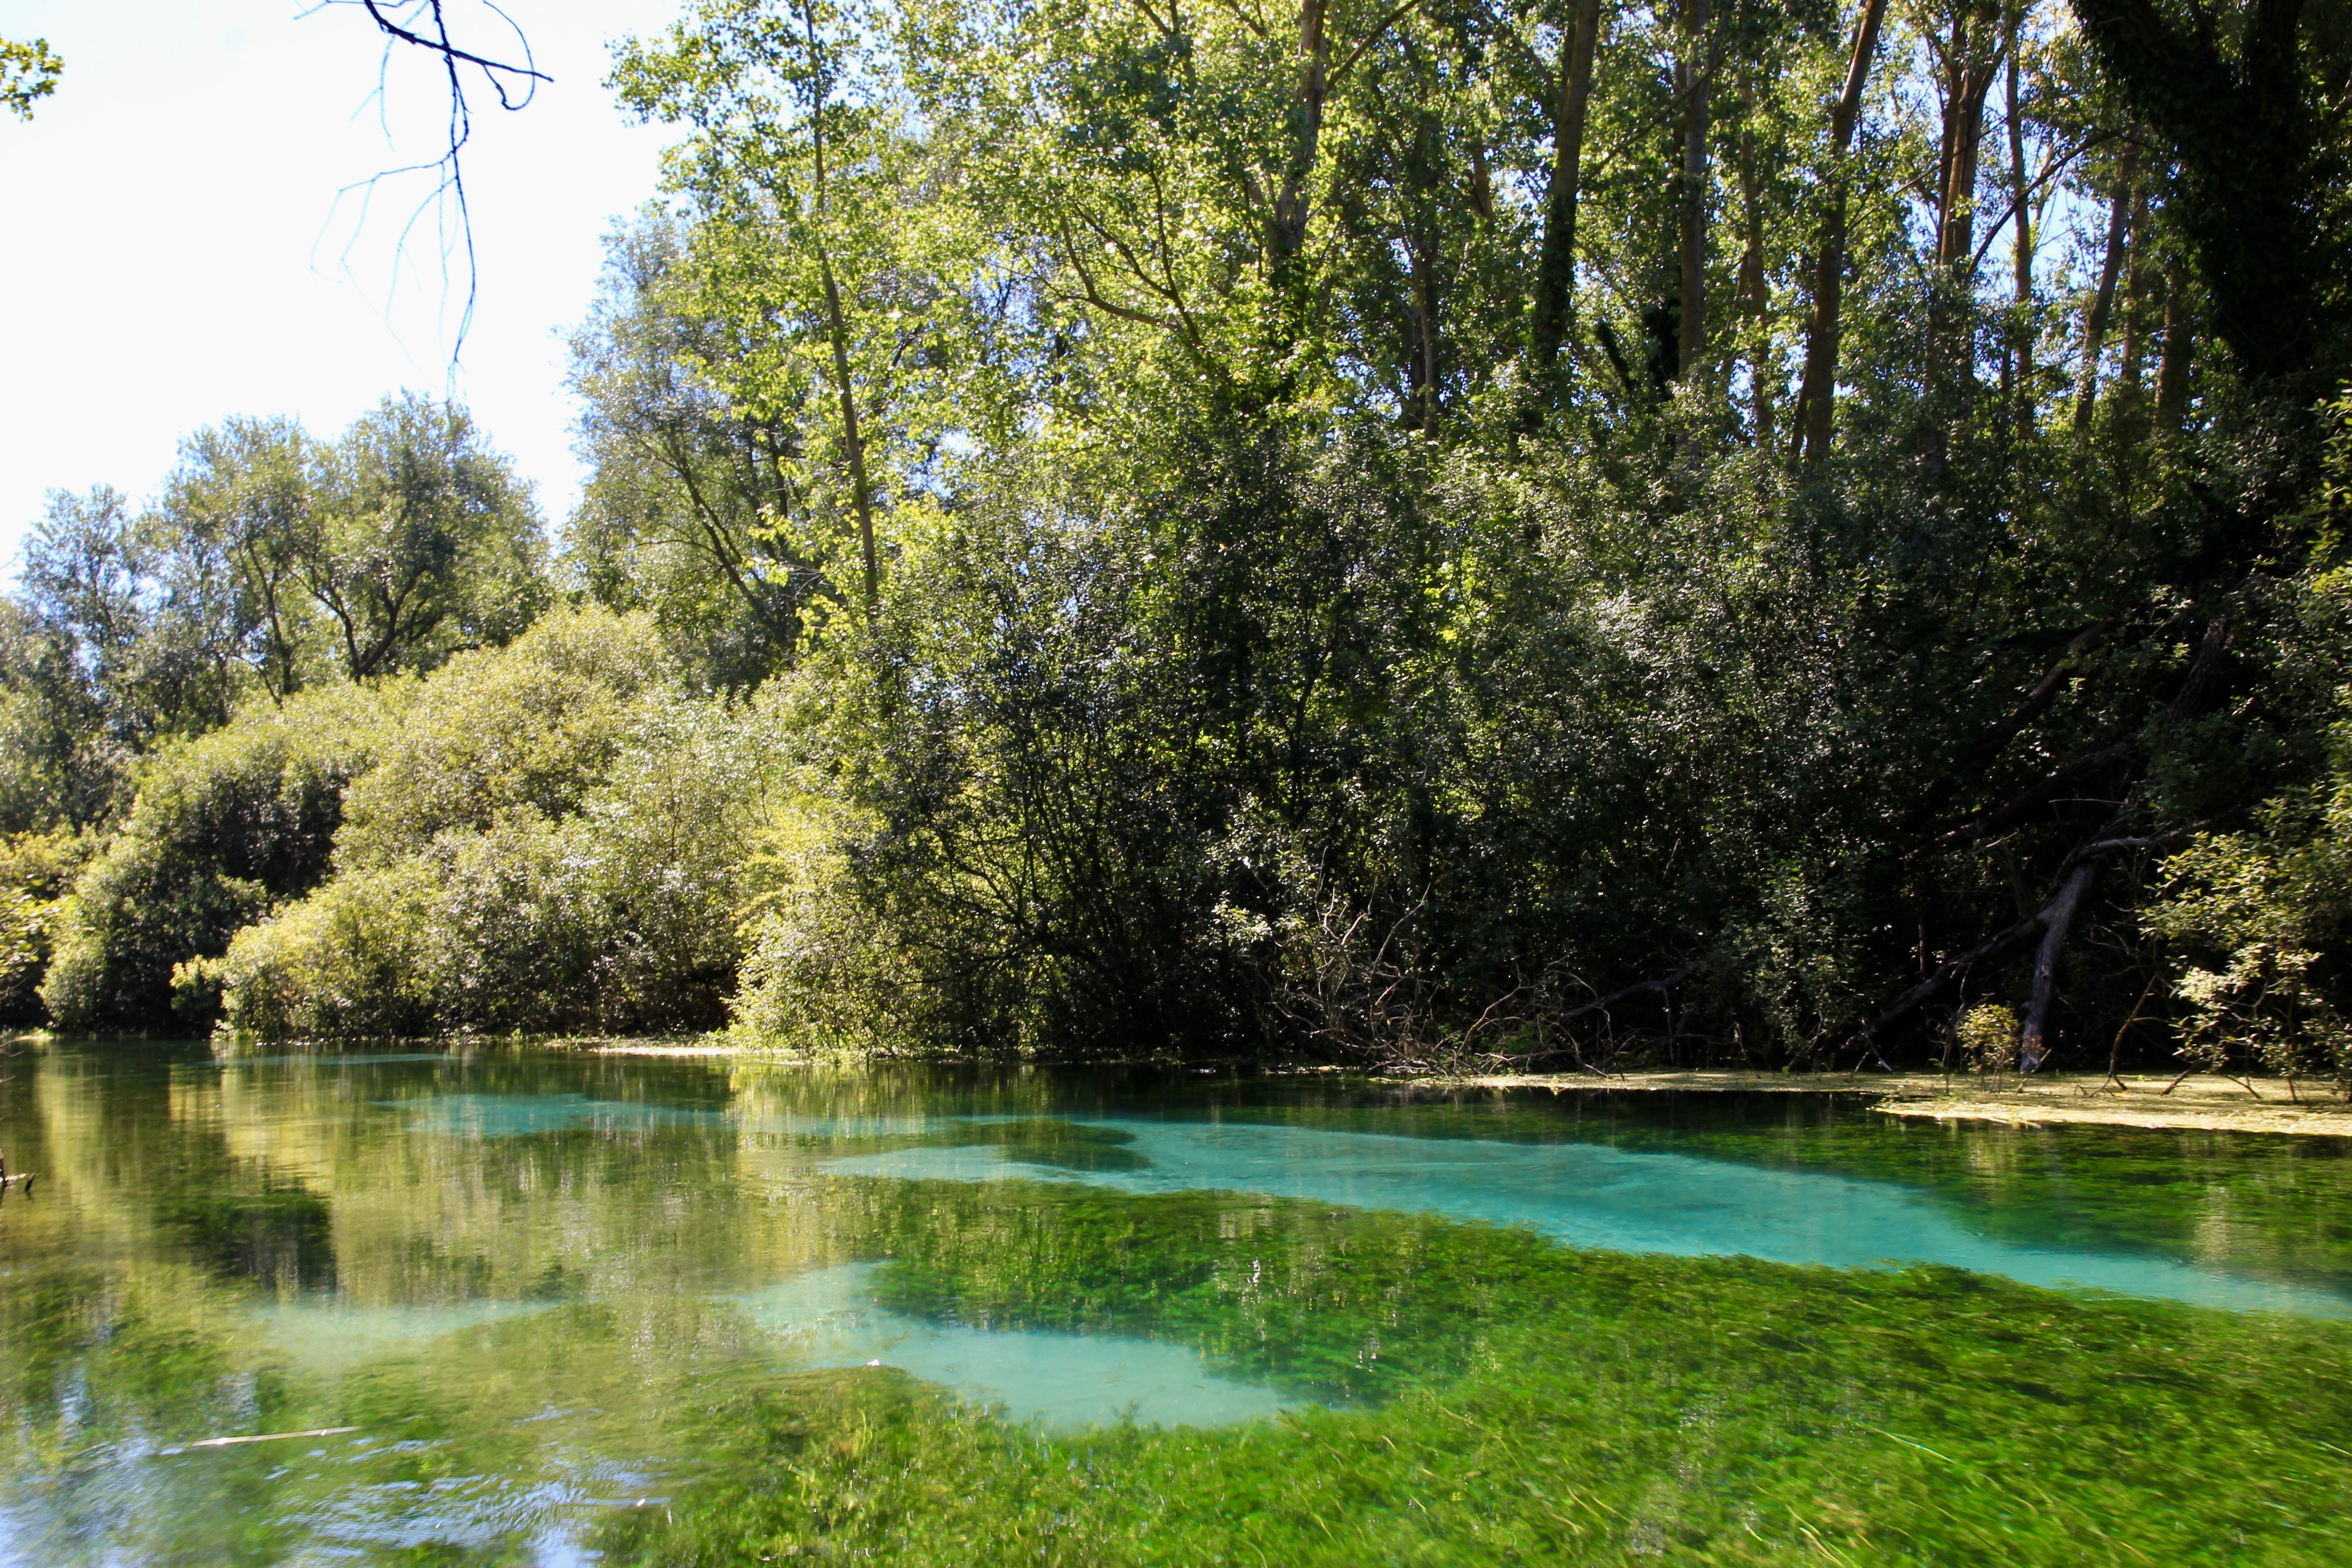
left=8, top=0, right=2352, bottom=1083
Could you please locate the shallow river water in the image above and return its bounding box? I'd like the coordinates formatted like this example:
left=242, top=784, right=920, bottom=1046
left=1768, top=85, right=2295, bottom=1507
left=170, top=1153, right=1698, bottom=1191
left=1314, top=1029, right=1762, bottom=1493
left=4, top=1043, right=2351, bottom=1564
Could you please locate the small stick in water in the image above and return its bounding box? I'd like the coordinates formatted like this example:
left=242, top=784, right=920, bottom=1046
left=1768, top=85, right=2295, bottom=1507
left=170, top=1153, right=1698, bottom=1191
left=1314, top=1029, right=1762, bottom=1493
left=165, top=1426, right=361, bottom=1454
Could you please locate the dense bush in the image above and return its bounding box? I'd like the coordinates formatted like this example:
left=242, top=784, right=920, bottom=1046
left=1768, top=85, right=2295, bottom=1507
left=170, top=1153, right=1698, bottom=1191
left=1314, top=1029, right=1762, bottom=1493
left=215, top=607, right=768, bottom=1039
left=2143, top=571, right=2352, bottom=1090
left=0, top=828, right=93, bottom=1023
left=39, top=682, right=401, bottom=1033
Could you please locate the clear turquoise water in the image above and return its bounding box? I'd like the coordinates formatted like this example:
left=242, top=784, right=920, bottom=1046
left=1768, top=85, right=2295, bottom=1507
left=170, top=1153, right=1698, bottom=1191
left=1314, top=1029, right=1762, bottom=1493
left=3, top=1043, right=2349, bottom=1563
left=816, top=1117, right=2352, bottom=1316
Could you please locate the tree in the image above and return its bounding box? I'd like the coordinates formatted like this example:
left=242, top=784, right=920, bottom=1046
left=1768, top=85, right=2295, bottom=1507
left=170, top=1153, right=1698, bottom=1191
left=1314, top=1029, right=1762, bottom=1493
left=612, top=0, right=946, bottom=612
left=569, top=221, right=846, bottom=684
left=300, top=394, right=549, bottom=678
left=162, top=418, right=326, bottom=701
left=2070, top=0, right=2333, bottom=392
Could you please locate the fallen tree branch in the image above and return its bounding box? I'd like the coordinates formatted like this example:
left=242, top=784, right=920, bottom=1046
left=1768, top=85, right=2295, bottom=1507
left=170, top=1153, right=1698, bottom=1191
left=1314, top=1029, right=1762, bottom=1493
left=1560, top=962, right=1703, bottom=1023
left=1906, top=740, right=2138, bottom=862
left=2019, top=859, right=2101, bottom=1068
left=1857, top=916, right=2044, bottom=1041
left=1897, top=616, right=2123, bottom=838
left=1963, top=616, right=2121, bottom=772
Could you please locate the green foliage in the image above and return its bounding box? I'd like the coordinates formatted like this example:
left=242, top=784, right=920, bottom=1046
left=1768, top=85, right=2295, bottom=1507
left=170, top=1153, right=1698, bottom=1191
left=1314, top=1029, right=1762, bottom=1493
left=567, top=219, right=848, bottom=687
left=595, top=0, right=2352, bottom=1069
left=0, top=35, right=60, bottom=120
left=40, top=682, right=401, bottom=1034
left=0, top=828, right=91, bottom=1023
left=15, top=0, right=2352, bottom=1068
left=332, top=603, right=674, bottom=867
left=0, top=598, right=129, bottom=835
left=2145, top=680, right=2352, bottom=1089
left=305, top=393, right=550, bottom=679
left=1955, top=1003, right=2023, bottom=1075
left=216, top=608, right=769, bottom=1039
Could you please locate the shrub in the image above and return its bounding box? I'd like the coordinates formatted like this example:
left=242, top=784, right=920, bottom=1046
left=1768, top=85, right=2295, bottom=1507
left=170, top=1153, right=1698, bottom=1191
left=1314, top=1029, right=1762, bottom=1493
left=0, top=828, right=95, bottom=1023
left=1952, top=1004, right=2022, bottom=1077
left=2145, top=722, right=2352, bottom=1093
left=40, top=682, right=400, bottom=1034
left=333, top=604, right=672, bottom=868
left=216, top=608, right=767, bottom=1039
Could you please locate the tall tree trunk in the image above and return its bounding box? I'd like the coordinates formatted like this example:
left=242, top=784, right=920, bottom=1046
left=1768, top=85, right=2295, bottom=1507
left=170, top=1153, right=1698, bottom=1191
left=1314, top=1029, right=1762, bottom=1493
left=1935, top=60, right=1994, bottom=308
left=1527, top=0, right=1608, bottom=383
left=2073, top=142, right=2139, bottom=433
left=1676, top=0, right=1713, bottom=383
left=1735, top=109, right=1775, bottom=446
left=1793, top=0, right=1893, bottom=470
left=2155, top=251, right=2190, bottom=426
left=802, top=0, right=878, bottom=610
left=1270, top=0, right=1331, bottom=284
left=818, top=250, right=880, bottom=611
left=2005, top=18, right=2035, bottom=436
left=2116, top=179, right=2152, bottom=418
left=1923, top=16, right=1998, bottom=473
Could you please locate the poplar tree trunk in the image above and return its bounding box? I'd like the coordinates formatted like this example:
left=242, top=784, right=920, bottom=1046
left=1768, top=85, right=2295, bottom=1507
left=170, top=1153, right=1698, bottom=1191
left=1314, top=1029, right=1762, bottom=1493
left=1676, top=0, right=1713, bottom=383
left=2073, top=143, right=2140, bottom=433
left=2116, top=180, right=2151, bottom=418
left=1736, top=117, right=1775, bottom=446
left=1922, top=17, right=1997, bottom=474
left=1793, top=0, right=1892, bottom=470
left=2155, top=253, right=2191, bottom=426
left=1527, top=0, right=1608, bottom=384
left=2006, top=24, right=2035, bottom=436
left=1270, top=0, right=1331, bottom=285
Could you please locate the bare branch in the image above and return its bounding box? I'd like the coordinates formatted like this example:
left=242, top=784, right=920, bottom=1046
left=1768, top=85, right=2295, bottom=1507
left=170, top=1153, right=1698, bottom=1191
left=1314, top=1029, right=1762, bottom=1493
left=309, top=1, right=549, bottom=363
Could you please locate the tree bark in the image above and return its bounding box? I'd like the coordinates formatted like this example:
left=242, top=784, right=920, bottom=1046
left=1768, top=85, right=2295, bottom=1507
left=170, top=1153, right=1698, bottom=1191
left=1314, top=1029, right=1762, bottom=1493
left=1793, top=0, right=1892, bottom=470
left=1676, top=0, right=1713, bottom=383
left=2020, top=858, right=2100, bottom=1069
left=1527, top=0, right=1608, bottom=384
left=1735, top=110, right=1775, bottom=445
left=2154, top=251, right=2190, bottom=426
left=1922, top=12, right=1999, bottom=470
left=1270, top=0, right=1331, bottom=287
left=818, top=250, right=880, bottom=611
left=2072, top=142, right=2138, bottom=433
left=802, top=0, right=879, bottom=610
left=2115, top=178, right=2152, bottom=419
left=2004, top=19, right=2035, bottom=435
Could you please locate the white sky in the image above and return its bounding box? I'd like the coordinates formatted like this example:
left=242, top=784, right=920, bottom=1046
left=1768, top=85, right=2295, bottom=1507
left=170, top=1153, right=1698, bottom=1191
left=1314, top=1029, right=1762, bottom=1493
left=0, top=0, right=682, bottom=568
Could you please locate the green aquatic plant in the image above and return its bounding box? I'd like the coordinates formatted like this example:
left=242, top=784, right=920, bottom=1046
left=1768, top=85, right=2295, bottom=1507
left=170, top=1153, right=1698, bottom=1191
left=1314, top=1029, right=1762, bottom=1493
left=11, top=1049, right=2352, bottom=1564
left=602, top=1182, right=2352, bottom=1566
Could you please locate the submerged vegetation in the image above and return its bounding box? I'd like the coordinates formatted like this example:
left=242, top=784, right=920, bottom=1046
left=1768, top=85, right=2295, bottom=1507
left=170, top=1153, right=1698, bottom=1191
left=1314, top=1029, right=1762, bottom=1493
left=8, top=0, right=2352, bottom=1083
left=5, top=1049, right=2352, bottom=1563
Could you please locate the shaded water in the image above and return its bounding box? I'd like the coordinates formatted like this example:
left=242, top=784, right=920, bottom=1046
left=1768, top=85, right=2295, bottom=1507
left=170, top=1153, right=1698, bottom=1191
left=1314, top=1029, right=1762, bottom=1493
left=4, top=1042, right=2351, bottom=1563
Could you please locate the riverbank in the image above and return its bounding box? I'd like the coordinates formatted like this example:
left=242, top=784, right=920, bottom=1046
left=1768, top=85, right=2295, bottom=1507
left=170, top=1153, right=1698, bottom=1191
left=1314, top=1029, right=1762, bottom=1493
left=1391, top=1068, right=2352, bottom=1137
left=179, top=1031, right=2352, bottom=1139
